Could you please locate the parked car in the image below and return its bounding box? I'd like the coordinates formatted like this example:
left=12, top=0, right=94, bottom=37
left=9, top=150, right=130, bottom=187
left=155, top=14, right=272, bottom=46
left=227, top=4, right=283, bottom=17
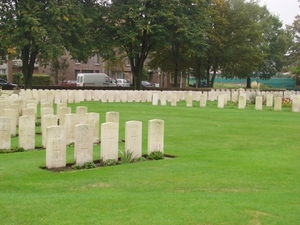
left=141, top=81, right=151, bottom=87
left=116, top=79, right=130, bottom=87
left=0, top=78, right=18, bottom=90
left=59, top=80, right=77, bottom=87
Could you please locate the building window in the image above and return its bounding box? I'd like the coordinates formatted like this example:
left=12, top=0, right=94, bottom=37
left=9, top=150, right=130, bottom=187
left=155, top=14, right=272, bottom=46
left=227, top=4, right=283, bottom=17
left=75, top=70, right=80, bottom=79
left=0, top=69, right=6, bottom=74
left=75, top=59, right=81, bottom=64
left=124, top=57, right=130, bottom=67
left=82, top=70, right=93, bottom=73
left=94, top=54, right=100, bottom=64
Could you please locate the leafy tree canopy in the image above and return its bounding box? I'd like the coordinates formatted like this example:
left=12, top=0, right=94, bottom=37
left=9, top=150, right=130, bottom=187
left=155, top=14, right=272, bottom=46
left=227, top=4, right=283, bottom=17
left=0, top=0, right=98, bottom=89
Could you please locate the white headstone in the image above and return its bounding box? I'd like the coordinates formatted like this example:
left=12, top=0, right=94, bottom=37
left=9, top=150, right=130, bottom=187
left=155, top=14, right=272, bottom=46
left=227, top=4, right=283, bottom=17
left=255, top=96, right=263, bottom=110
left=9, top=103, right=19, bottom=127
left=22, top=108, right=36, bottom=121
left=274, top=97, right=282, bottom=111
left=108, top=91, right=115, bottom=102
left=141, top=91, right=147, bottom=102
left=218, top=94, right=225, bottom=108
left=121, top=91, right=128, bottom=102
left=0, top=117, right=11, bottom=149
left=238, top=95, right=246, bottom=109
left=101, top=90, right=108, bottom=103
left=86, top=112, right=100, bottom=143
left=56, top=103, right=67, bottom=121
left=101, top=122, right=119, bottom=161
left=292, top=97, right=300, bottom=112
left=200, top=94, right=207, bottom=108
left=171, top=93, right=177, bottom=106
left=186, top=93, right=193, bottom=107
left=125, top=121, right=142, bottom=160
left=65, top=113, right=79, bottom=145
left=266, top=93, right=273, bottom=107
left=54, top=90, right=62, bottom=104
left=115, top=91, right=121, bottom=102
left=3, top=109, right=17, bottom=136
left=74, top=124, right=93, bottom=166
left=42, top=114, right=58, bottom=148
left=76, top=106, right=88, bottom=124
left=74, top=90, right=81, bottom=103
left=148, top=119, right=164, bottom=154
left=26, top=103, right=37, bottom=120
left=58, top=107, right=71, bottom=126
left=160, top=92, right=167, bottom=106
left=46, top=126, right=66, bottom=169
left=85, top=90, right=92, bottom=101
left=127, top=91, right=134, bottom=103
left=106, top=111, right=119, bottom=127
left=18, top=115, right=35, bottom=150
left=134, top=91, right=142, bottom=103
left=231, top=91, right=238, bottom=103
left=152, top=93, right=158, bottom=106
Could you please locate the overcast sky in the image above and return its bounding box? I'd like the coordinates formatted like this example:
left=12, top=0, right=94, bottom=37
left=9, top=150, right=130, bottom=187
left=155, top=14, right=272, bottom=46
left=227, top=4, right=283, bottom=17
left=258, top=0, right=299, bottom=26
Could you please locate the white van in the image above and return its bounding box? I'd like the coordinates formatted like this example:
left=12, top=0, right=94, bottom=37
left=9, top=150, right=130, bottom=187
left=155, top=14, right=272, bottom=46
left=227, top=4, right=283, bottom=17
left=76, top=73, right=116, bottom=87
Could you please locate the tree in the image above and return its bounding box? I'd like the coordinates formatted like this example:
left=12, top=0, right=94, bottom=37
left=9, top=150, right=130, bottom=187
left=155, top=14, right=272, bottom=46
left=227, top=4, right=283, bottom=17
left=50, top=57, right=69, bottom=85
left=98, top=0, right=209, bottom=90
left=255, top=7, right=291, bottom=81
left=286, top=15, right=300, bottom=67
left=97, top=0, right=171, bottom=90
left=191, top=0, right=230, bottom=88
left=148, top=0, right=209, bottom=87
left=0, top=0, right=97, bottom=89
left=220, top=0, right=265, bottom=88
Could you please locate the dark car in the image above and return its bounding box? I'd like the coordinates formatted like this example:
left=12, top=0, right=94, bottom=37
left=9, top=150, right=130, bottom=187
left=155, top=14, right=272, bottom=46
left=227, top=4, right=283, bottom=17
left=0, top=78, right=18, bottom=90
left=59, top=80, right=77, bottom=87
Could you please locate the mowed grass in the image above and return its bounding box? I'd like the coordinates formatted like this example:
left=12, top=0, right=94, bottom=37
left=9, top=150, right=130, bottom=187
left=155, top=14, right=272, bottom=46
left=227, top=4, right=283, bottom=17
left=0, top=100, right=299, bottom=225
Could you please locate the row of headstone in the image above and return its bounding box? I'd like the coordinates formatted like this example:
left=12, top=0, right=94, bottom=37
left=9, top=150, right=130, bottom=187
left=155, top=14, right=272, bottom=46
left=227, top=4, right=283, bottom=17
left=46, top=119, right=164, bottom=169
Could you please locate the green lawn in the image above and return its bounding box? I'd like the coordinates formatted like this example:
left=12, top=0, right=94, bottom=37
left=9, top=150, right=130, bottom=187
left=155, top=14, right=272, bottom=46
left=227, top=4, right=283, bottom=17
left=0, top=100, right=299, bottom=224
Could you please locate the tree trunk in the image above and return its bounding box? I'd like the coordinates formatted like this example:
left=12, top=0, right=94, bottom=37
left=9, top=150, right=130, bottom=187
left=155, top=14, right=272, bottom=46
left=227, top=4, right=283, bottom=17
left=246, top=76, right=251, bottom=88
left=206, top=66, right=210, bottom=87
left=21, top=46, right=37, bottom=89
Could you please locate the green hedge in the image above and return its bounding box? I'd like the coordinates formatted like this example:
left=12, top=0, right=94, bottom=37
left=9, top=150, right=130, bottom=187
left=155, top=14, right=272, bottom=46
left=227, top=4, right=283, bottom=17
left=0, top=74, right=7, bottom=80
left=0, top=73, right=51, bottom=86
left=31, top=74, right=51, bottom=86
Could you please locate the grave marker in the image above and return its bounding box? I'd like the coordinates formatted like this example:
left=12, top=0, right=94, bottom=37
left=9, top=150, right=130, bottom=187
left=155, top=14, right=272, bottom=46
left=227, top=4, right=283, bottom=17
left=19, top=115, right=35, bottom=150
left=148, top=119, right=164, bottom=154
left=101, top=122, right=119, bottom=161
left=75, top=124, right=93, bottom=166
left=125, top=121, right=142, bottom=159
left=0, top=117, right=11, bottom=149
left=46, top=126, right=66, bottom=169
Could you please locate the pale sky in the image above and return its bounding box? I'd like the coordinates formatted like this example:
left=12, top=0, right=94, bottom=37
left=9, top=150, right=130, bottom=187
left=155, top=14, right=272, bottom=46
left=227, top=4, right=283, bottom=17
left=258, top=0, right=299, bottom=26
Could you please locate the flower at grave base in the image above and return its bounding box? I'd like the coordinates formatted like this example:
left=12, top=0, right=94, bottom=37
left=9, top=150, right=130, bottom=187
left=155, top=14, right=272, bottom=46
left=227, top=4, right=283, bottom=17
left=282, top=97, right=292, bottom=107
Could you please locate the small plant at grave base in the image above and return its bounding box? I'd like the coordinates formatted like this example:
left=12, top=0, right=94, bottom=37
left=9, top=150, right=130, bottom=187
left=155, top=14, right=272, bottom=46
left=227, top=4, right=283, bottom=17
left=248, top=93, right=257, bottom=105
left=282, top=97, right=292, bottom=107
left=71, top=164, right=81, bottom=170
left=134, top=156, right=147, bottom=162
left=119, top=150, right=134, bottom=164
left=83, top=161, right=96, bottom=169
left=67, top=142, right=75, bottom=147
left=12, top=147, right=25, bottom=152
left=0, top=149, right=12, bottom=154
left=148, top=151, right=164, bottom=160
left=35, top=122, right=41, bottom=127
left=104, top=159, right=118, bottom=166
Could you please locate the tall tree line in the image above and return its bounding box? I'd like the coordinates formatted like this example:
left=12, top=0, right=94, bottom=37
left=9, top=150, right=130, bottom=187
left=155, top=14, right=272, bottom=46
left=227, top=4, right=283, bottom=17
left=0, top=0, right=295, bottom=89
